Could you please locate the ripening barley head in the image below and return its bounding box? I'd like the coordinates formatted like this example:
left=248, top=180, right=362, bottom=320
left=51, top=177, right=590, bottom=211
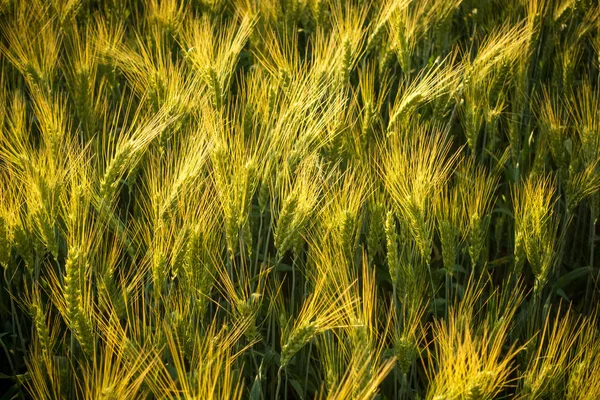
left=521, top=307, right=588, bottom=399
left=279, top=276, right=355, bottom=369
left=425, top=280, right=523, bottom=400
left=274, top=154, right=323, bottom=260
left=384, top=123, right=460, bottom=261
left=457, top=158, right=500, bottom=267
left=512, top=174, right=561, bottom=290
left=435, top=184, right=466, bottom=275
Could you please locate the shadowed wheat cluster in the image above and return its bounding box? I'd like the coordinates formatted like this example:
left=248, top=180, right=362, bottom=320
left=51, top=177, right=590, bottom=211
left=0, top=0, right=599, bottom=399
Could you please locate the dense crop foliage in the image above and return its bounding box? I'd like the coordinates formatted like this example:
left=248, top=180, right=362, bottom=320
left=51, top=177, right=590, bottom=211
left=1, top=0, right=600, bottom=398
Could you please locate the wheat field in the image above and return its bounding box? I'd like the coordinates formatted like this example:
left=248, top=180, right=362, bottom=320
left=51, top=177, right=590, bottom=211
left=0, top=0, right=599, bottom=399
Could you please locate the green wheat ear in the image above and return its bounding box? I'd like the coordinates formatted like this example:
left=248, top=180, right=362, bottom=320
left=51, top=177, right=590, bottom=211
left=513, top=174, right=561, bottom=291
left=394, top=335, right=417, bottom=374
left=385, top=210, right=400, bottom=287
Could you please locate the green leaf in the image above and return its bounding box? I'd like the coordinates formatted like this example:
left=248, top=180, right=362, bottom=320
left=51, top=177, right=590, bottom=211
left=250, top=373, right=262, bottom=400
left=453, top=264, right=467, bottom=274
left=429, top=298, right=447, bottom=316
left=288, top=377, right=305, bottom=400
left=556, top=288, right=570, bottom=302
left=274, top=263, right=294, bottom=272
left=552, top=267, right=592, bottom=291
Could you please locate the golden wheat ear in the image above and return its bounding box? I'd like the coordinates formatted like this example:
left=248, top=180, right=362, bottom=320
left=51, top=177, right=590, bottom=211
left=425, top=277, right=525, bottom=400
left=279, top=274, right=357, bottom=369
left=521, top=306, right=590, bottom=399
left=565, top=310, right=600, bottom=400
left=274, top=154, right=324, bottom=261
left=0, top=2, right=62, bottom=91
left=383, top=123, right=460, bottom=262
left=512, top=173, right=561, bottom=291
left=182, top=13, right=255, bottom=111
left=435, top=183, right=465, bottom=275
left=457, top=158, right=500, bottom=267
left=387, top=55, right=463, bottom=132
